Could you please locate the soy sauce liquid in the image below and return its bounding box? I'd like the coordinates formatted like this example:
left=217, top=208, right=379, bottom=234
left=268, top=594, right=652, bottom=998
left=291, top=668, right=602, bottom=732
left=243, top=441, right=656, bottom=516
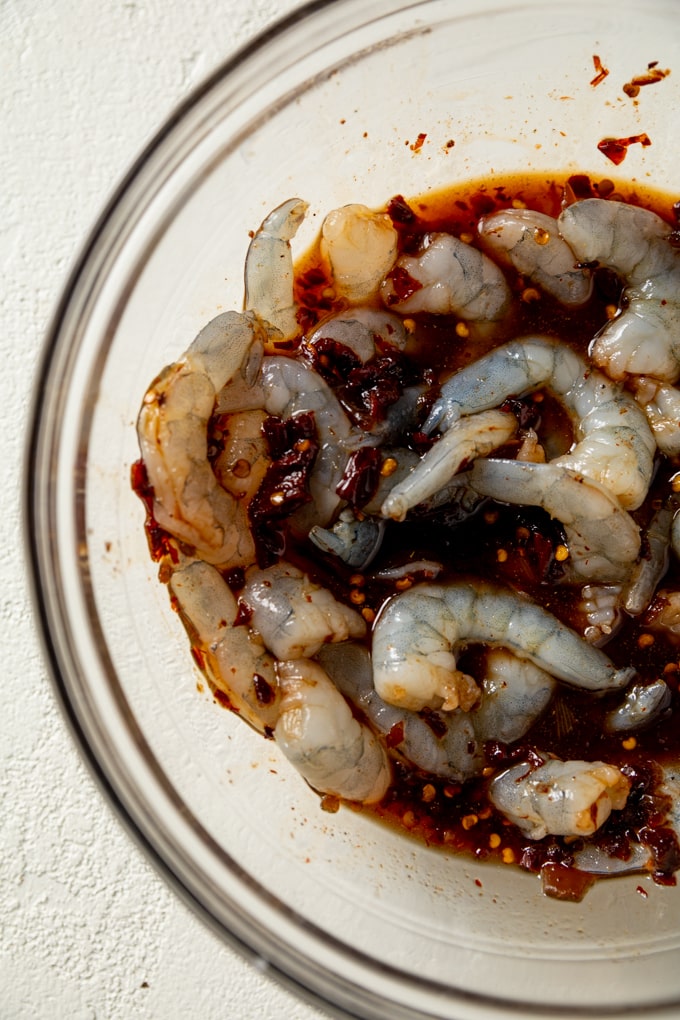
left=290, top=173, right=680, bottom=890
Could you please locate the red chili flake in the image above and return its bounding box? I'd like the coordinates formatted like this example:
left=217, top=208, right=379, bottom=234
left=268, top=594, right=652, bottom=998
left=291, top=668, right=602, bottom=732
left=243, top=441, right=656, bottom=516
left=410, top=132, right=427, bottom=153
left=335, top=446, right=382, bottom=509
left=623, top=66, right=671, bottom=98
left=419, top=707, right=448, bottom=740
left=253, top=673, right=276, bottom=706
left=590, top=54, right=610, bottom=87
left=384, top=264, right=423, bottom=305
left=597, top=133, right=652, bottom=166
left=387, top=194, right=417, bottom=226
left=191, top=646, right=205, bottom=671
left=386, top=721, right=405, bottom=748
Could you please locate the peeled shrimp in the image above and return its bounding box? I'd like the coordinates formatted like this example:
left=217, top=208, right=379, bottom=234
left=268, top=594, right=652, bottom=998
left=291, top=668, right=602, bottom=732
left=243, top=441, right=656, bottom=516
left=240, top=562, right=366, bottom=660
left=470, top=460, right=640, bottom=583
left=424, top=336, right=656, bottom=512
left=137, top=310, right=269, bottom=567
left=478, top=208, right=592, bottom=306
left=217, top=354, right=353, bottom=529
left=579, top=584, right=623, bottom=645
left=320, top=643, right=555, bottom=782
left=244, top=197, right=308, bottom=340
left=320, top=204, right=399, bottom=305
left=381, top=409, right=518, bottom=522
left=380, top=232, right=512, bottom=321
left=558, top=198, right=680, bottom=382
left=274, top=658, right=391, bottom=803
left=371, top=580, right=635, bottom=713
left=488, top=754, right=631, bottom=840
left=168, top=558, right=280, bottom=734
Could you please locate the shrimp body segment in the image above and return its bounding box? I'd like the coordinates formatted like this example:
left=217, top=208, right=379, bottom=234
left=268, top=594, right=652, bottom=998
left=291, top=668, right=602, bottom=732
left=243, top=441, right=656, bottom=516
left=244, top=197, right=308, bottom=340
left=168, top=559, right=280, bottom=735
left=274, top=659, right=391, bottom=803
left=558, top=198, right=680, bottom=382
left=241, top=562, right=366, bottom=660
left=380, top=232, right=512, bottom=321
left=372, top=580, right=634, bottom=713
left=478, top=209, right=592, bottom=306
left=320, top=205, right=399, bottom=305
left=488, top=755, right=631, bottom=840
left=321, top=643, right=555, bottom=782
left=137, top=310, right=268, bottom=567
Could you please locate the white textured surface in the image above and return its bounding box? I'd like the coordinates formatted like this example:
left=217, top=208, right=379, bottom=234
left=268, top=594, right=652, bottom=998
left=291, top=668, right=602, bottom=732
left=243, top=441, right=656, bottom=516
left=2, top=2, right=332, bottom=1017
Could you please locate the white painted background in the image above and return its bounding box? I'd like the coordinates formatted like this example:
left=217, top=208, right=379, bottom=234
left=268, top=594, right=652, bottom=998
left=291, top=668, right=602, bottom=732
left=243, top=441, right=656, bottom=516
left=2, top=1, right=334, bottom=1016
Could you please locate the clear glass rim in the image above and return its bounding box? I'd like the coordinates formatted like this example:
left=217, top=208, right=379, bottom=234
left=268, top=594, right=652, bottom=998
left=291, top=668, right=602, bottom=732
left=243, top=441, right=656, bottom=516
left=24, top=1, right=680, bottom=1017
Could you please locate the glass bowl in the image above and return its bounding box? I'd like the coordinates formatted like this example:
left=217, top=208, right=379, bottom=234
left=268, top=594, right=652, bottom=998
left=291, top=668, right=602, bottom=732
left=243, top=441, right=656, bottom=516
left=26, top=1, right=680, bottom=1017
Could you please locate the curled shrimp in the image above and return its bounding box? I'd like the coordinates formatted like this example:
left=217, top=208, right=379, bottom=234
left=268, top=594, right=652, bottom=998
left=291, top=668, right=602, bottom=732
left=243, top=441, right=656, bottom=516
left=423, top=336, right=656, bottom=512
left=137, top=310, right=269, bottom=567
left=470, top=459, right=640, bottom=583
left=274, top=658, right=391, bottom=803
left=478, top=208, right=592, bottom=306
left=240, top=562, right=366, bottom=660
left=168, top=558, right=280, bottom=734
left=488, top=754, right=631, bottom=840
left=381, top=409, right=518, bottom=522
left=380, top=232, right=512, bottom=321
left=244, top=197, right=308, bottom=340
left=320, top=204, right=399, bottom=305
left=558, top=198, right=680, bottom=383
left=320, top=643, right=555, bottom=781
left=371, top=580, right=635, bottom=713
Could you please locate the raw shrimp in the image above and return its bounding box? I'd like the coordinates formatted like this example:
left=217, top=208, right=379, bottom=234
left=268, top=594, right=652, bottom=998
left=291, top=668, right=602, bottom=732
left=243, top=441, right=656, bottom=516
left=217, top=354, right=354, bottom=529
left=137, top=197, right=310, bottom=565
left=488, top=754, right=631, bottom=840
left=240, top=562, right=366, bottom=660
left=380, top=232, right=512, bottom=321
left=557, top=198, right=680, bottom=382
left=423, top=336, right=656, bottom=512
left=478, top=208, right=592, bottom=306
left=470, top=459, right=640, bottom=583
left=371, top=580, right=635, bottom=713
left=381, top=409, right=518, bottom=522
left=274, top=658, right=391, bottom=803
left=168, top=558, right=280, bottom=734
left=244, top=197, right=308, bottom=340
left=319, top=643, right=555, bottom=781
left=320, top=204, right=399, bottom=305
left=137, top=310, right=269, bottom=567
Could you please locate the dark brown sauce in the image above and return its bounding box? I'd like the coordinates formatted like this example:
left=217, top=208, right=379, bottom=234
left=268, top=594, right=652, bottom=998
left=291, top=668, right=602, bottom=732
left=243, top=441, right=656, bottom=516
left=133, top=171, right=680, bottom=897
